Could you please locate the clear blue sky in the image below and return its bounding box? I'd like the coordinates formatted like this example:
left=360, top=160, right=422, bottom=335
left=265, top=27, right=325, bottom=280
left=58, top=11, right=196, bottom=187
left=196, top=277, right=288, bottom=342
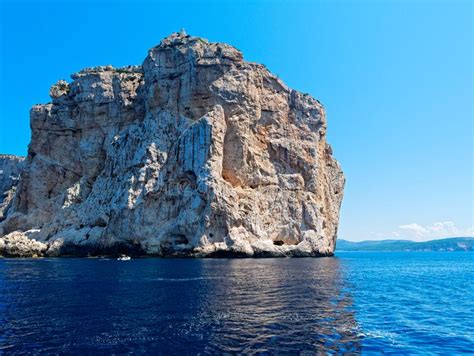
left=0, top=0, right=472, bottom=241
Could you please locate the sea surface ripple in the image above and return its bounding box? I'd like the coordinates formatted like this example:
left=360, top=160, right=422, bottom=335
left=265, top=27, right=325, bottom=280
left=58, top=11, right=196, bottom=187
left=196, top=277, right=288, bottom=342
left=0, top=252, right=472, bottom=354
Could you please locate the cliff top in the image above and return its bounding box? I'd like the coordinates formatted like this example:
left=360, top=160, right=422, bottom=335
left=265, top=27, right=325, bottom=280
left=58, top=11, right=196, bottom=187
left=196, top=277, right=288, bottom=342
left=68, top=32, right=244, bottom=78
left=0, top=154, right=25, bottom=161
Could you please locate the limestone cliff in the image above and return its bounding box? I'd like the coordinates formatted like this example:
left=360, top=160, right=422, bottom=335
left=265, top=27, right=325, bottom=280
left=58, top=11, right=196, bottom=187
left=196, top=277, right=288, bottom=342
left=0, top=32, right=344, bottom=257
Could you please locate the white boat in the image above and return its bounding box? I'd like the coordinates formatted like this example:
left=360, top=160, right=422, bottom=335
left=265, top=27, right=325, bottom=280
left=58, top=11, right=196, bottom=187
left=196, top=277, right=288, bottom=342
left=117, top=255, right=131, bottom=261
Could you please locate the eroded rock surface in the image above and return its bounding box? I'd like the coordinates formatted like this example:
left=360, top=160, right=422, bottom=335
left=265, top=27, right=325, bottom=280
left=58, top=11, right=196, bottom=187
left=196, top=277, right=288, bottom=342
left=0, top=32, right=344, bottom=257
left=0, top=154, right=24, bottom=221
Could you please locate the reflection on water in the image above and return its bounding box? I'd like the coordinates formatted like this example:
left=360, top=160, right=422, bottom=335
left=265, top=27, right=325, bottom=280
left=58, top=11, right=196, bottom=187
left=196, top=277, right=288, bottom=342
left=0, top=257, right=360, bottom=353
left=200, top=258, right=361, bottom=353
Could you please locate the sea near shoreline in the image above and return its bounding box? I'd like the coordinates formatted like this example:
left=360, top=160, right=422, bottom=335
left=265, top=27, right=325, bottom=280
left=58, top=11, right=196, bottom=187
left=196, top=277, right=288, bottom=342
left=1, top=252, right=473, bottom=353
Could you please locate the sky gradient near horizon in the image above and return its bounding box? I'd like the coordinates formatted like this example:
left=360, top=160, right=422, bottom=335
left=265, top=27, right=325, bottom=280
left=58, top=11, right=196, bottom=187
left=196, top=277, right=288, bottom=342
left=0, top=0, right=472, bottom=241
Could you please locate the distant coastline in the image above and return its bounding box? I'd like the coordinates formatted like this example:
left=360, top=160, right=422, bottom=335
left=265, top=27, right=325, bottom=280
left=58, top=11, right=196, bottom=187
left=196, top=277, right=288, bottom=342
left=336, top=237, right=473, bottom=252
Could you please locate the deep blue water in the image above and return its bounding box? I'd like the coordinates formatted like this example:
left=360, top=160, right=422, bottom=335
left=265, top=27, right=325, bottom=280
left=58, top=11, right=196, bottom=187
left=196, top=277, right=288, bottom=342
left=0, top=252, right=473, bottom=354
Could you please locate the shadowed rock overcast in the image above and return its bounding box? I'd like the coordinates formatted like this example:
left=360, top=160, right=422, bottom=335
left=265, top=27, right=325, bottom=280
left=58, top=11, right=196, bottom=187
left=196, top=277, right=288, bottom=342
left=0, top=32, right=344, bottom=257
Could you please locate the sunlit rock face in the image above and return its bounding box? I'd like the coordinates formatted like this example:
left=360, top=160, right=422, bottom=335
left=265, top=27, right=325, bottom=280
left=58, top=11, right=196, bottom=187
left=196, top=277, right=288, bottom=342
left=0, top=32, right=345, bottom=257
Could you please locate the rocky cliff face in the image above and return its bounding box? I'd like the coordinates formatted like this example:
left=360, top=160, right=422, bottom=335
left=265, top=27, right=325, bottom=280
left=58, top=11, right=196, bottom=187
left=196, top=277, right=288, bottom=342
left=0, top=32, right=344, bottom=257
left=0, top=155, right=24, bottom=221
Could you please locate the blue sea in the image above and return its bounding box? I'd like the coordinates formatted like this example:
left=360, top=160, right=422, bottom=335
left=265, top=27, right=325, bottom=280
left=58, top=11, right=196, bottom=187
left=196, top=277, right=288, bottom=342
left=0, top=252, right=473, bottom=354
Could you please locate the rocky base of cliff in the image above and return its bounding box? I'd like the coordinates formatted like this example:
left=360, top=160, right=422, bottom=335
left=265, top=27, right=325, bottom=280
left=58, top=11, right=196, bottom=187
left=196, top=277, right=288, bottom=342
left=0, top=230, right=333, bottom=258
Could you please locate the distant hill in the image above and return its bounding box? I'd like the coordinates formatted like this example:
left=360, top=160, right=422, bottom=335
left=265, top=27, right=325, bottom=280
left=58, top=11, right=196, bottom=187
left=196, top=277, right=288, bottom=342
left=336, top=237, right=474, bottom=252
